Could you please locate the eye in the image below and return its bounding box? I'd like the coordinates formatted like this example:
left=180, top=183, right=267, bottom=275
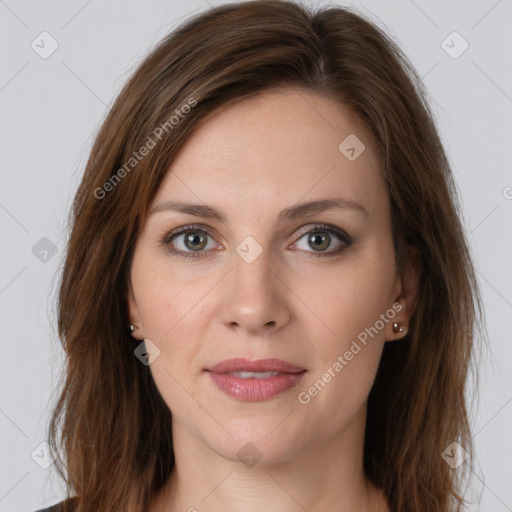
left=291, top=224, right=353, bottom=258
left=161, top=224, right=218, bottom=259
left=160, top=223, right=353, bottom=260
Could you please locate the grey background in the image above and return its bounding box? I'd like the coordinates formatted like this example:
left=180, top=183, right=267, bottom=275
left=1, top=0, right=511, bottom=510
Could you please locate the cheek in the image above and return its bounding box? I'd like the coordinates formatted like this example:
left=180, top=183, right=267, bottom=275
left=134, top=273, right=207, bottom=409
left=295, top=265, right=391, bottom=436
left=132, top=259, right=218, bottom=375
left=296, top=249, right=394, bottom=349
left=133, top=255, right=202, bottom=338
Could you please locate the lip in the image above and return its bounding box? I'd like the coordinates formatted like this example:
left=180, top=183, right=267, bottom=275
left=205, top=358, right=306, bottom=401
left=207, top=357, right=305, bottom=374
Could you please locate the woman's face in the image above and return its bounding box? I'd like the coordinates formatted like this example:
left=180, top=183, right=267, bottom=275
left=128, top=88, right=416, bottom=465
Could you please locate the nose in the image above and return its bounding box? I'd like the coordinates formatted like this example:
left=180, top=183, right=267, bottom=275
left=218, top=244, right=291, bottom=336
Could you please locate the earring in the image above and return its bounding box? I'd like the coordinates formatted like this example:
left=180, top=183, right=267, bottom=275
left=392, top=322, right=404, bottom=333
left=129, top=324, right=136, bottom=333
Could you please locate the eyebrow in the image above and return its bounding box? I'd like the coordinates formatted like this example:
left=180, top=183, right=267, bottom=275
left=149, top=196, right=368, bottom=223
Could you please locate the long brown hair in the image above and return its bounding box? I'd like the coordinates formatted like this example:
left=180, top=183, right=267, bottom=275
left=47, top=1, right=485, bottom=511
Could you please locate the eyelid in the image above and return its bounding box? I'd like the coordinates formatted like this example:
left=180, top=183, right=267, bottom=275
left=162, top=223, right=351, bottom=243
left=292, top=223, right=353, bottom=244
left=161, top=223, right=219, bottom=245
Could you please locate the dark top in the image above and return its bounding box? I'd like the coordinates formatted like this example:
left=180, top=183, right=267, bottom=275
left=35, top=498, right=78, bottom=512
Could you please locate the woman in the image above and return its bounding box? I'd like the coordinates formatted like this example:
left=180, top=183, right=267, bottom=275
left=37, top=1, right=484, bottom=511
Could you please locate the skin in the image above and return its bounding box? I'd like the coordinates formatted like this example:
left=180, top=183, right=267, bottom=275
left=128, top=87, right=419, bottom=512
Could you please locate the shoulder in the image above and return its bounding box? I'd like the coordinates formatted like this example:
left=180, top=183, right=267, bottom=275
left=34, top=497, right=79, bottom=512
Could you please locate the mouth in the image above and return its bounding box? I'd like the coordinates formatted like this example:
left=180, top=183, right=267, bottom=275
left=205, top=358, right=307, bottom=401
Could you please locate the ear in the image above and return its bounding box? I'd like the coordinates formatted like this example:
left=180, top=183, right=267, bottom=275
left=385, top=245, right=421, bottom=342
left=127, top=277, right=144, bottom=340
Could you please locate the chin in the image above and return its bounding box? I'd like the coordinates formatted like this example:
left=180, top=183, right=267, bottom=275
left=212, top=435, right=298, bottom=468
left=200, top=415, right=303, bottom=465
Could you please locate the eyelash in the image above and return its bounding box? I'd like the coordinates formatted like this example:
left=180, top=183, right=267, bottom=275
left=160, top=223, right=354, bottom=260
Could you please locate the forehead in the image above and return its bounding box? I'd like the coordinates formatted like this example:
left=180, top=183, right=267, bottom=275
left=151, top=88, right=386, bottom=220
